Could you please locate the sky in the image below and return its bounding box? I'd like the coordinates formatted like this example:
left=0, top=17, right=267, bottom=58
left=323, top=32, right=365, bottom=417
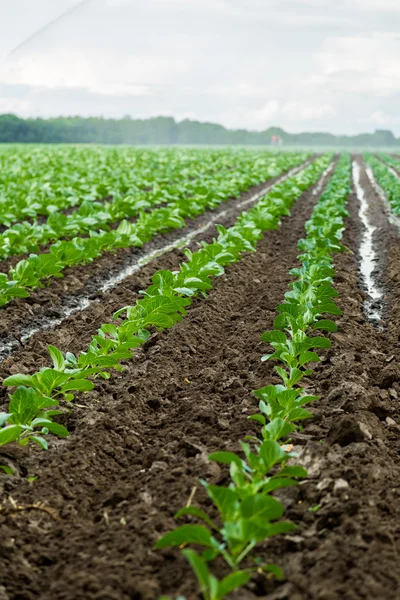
left=0, top=0, right=399, bottom=135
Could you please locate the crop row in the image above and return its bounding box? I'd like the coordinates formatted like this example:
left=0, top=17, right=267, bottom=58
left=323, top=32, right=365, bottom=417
left=364, top=153, right=400, bottom=213
left=156, top=153, right=351, bottom=599
left=0, top=147, right=290, bottom=226
left=377, top=152, right=400, bottom=174
left=0, top=154, right=333, bottom=450
left=0, top=153, right=309, bottom=306
left=0, top=152, right=308, bottom=260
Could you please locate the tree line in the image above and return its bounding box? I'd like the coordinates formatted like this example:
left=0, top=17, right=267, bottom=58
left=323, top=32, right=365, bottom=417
left=0, top=113, right=397, bottom=146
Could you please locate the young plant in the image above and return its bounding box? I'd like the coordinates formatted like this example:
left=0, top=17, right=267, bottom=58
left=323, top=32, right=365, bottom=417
left=156, top=438, right=305, bottom=598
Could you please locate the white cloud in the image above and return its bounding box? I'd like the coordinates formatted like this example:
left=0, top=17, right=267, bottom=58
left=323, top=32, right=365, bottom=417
left=0, top=50, right=187, bottom=96
left=246, top=100, right=280, bottom=125
left=359, top=110, right=400, bottom=126
left=314, top=33, right=400, bottom=95
left=245, top=100, right=336, bottom=128
left=0, top=96, right=33, bottom=115
left=0, top=0, right=399, bottom=134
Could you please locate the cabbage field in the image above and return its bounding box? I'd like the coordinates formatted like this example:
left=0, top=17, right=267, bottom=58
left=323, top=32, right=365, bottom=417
left=0, top=146, right=400, bottom=600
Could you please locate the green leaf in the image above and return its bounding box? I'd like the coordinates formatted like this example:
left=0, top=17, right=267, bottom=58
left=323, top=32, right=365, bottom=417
left=144, top=313, right=175, bottom=328
left=278, top=465, right=308, bottom=478
left=7, top=287, right=29, bottom=299
left=175, top=506, right=217, bottom=530
left=65, top=352, right=78, bottom=365
left=312, top=319, right=337, bottom=332
left=262, top=478, right=299, bottom=493
left=288, top=367, right=306, bottom=386
left=99, top=323, right=118, bottom=335
left=0, top=425, right=22, bottom=446
left=8, top=387, right=43, bottom=425
left=277, top=303, right=299, bottom=317
left=173, top=287, right=195, bottom=296
left=152, top=269, right=175, bottom=287
left=240, top=494, right=284, bottom=521
left=0, top=412, right=12, bottom=427
left=260, top=564, right=284, bottom=581
left=286, top=407, right=313, bottom=421
left=261, top=330, right=287, bottom=344
left=113, top=305, right=130, bottom=319
left=299, top=351, right=320, bottom=366
left=30, top=418, right=69, bottom=437
left=203, top=484, right=238, bottom=522
left=36, top=369, right=69, bottom=394
left=60, top=379, right=94, bottom=393
left=259, top=440, right=287, bottom=471
left=48, top=345, right=65, bottom=371
left=0, top=465, right=14, bottom=475
left=273, top=313, right=287, bottom=329
left=286, top=408, right=313, bottom=421
left=263, top=417, right=295, bottom=441
left=3, top=374, right=34, bottom=387
left=264, top=521, right=296, bottom=537
left=317, top=300, right=342, bottom=316
left=42, top=422, right=69, bottom=437
left=247, top=414, right=266, bottom=426
left=181, top=549, right=210, bottom=595
left=155, top=525, right=213, bottom=549
left=305, top=336, right=331, bottom=349
left=208, top=451, right=242, bottom=467
left=30, top=435, right=48, bottom=450
left=218, top=572, right=251, bottom=598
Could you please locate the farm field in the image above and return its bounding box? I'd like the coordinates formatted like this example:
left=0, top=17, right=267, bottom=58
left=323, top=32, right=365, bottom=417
left=1, top=146, right=400, bottom=600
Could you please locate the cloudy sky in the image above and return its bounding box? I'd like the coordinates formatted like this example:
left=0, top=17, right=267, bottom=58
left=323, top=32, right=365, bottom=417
left=0, top=0, right=399, bottom=134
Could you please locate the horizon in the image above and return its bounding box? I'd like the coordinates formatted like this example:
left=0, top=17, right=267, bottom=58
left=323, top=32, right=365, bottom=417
left=1, top=112, right=398, bottom=140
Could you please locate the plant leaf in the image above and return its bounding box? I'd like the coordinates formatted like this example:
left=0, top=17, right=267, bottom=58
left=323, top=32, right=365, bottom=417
left=155, top=525, right=213, bottom=549
left=0, top=425, right=22, bottom=447
left=60, top=379, right=94, bottom=393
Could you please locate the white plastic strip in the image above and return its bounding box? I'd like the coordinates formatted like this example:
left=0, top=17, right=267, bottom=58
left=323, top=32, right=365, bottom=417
left=353, top=161, right=383, bottom=324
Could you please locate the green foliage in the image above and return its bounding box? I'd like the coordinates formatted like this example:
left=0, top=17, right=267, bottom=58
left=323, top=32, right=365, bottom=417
left=0, top=114, right=397, bottom=146
left=258, top=152, right=351, bottom=391
left=0, top=149, right=310, bottom=304
left=365, top=153, right=400, bottom=213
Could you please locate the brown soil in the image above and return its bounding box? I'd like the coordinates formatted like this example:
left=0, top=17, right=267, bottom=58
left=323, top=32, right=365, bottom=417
left=1, top=157, right=400, bottom=600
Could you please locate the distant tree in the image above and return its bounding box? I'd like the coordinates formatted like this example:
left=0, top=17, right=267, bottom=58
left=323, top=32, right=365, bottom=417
left=0, top=114, right=397, bottom=147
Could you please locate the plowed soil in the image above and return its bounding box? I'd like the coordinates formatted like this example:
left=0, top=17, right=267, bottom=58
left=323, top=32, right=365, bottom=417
left=1, top=157, right=400, bottom=600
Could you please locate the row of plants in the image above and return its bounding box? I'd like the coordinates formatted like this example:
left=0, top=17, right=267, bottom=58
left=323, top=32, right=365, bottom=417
left=364, top=153, right=400, bottom=213
left=377, top=152, right=400, bottom=175
left=156, top=153, right=351, bottom=599
left=0, top=152, right=307, bottom=260
left=0, top=153, right=311, bottom=306
left=0, top=147, right=285, bottom=226
left=0, top=154, right=333, bottom=451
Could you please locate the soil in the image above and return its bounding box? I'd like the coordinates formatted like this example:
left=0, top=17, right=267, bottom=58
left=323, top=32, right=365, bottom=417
left=1, top=156, right=400, bottom=600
